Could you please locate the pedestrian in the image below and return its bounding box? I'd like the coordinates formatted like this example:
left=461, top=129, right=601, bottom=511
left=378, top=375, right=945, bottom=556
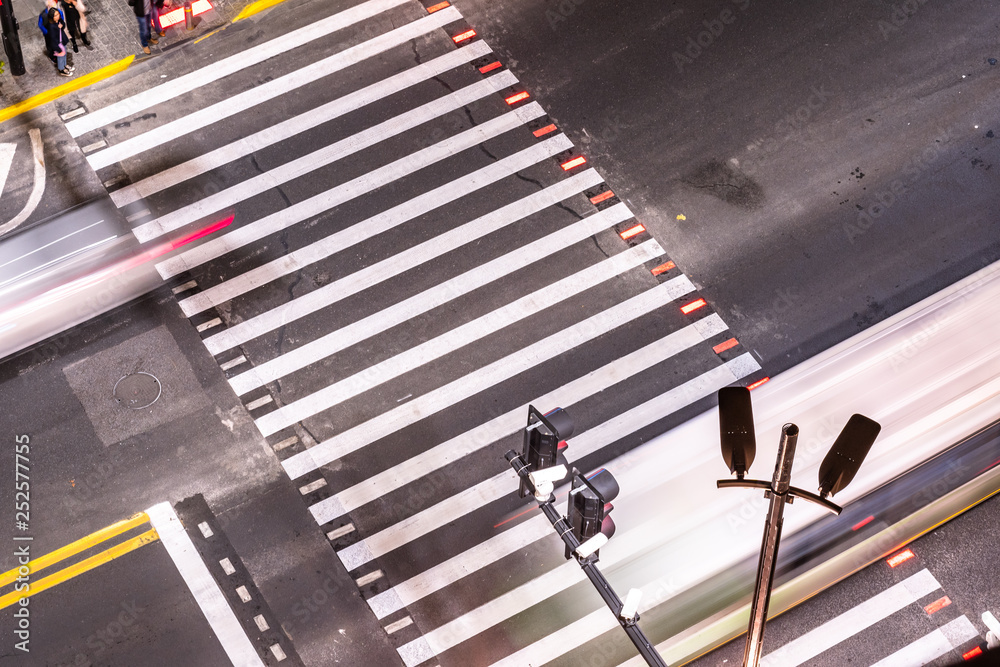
left=61, top=0, right=91, bottom=52
left=37, top=0, right=65, bottom=65
left=43, top=8, right=74, bottom=77
left=151, top=0, right=170, bottom=38
left=127, top=0, right=159, bottom=55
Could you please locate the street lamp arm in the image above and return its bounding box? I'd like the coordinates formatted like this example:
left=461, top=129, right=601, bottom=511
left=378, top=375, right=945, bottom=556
left=787, top=486, right=842, bottom=515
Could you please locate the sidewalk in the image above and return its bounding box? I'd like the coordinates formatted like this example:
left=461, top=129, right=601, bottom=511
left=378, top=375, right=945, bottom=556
left=0, top=0, right=261, bottom=106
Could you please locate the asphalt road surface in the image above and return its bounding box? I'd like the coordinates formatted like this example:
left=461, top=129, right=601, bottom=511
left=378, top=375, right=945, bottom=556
left=0, top=0, right=998, bottom=665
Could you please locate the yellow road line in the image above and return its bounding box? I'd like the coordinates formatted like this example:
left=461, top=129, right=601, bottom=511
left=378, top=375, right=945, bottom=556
left=0, top=512, right=149, bottom=587
left=0, top=528, right=159, bottom=610
left=0, top=56, right=135, bottom=126
left=234, top=0, right=288, bottom=21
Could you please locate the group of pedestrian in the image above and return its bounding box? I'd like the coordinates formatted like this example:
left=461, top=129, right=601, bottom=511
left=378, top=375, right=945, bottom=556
left=36, top=0, right=170, bottom=78
left=38, top=0, right=89, bottom=77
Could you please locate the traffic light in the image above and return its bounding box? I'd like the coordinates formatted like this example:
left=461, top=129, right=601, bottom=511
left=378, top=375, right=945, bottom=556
left=817, top=414, right=881, bottom=498
left=519, top=405, right=573, bottom=498
left=719, top=386, right=756, bottom=478
left=566, top=468, right=619, bottom=559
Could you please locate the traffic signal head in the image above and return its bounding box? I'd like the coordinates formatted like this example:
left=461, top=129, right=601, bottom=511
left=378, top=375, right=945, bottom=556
left=818, top=414, right=881, bottom=498
left=519, top=405, right=572, bottom=498
left=565, top=468, right=619, bottom=559
left=718, top=386, right=757, bottom=478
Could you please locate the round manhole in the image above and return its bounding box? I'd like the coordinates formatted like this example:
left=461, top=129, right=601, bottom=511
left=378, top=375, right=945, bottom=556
left=113, top=372, right=162, bottom=410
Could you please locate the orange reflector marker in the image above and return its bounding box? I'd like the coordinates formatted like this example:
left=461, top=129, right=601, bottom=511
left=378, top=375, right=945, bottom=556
left=427, top=1, right=450, bottom=12
left=452, top=28, right=477, bottom=43
left=680, top=298, right=706, bottom=314
left=590, top=190, right=615, bottom=205
left=851, top=515, right=874, bottom=531
left=619, top=224, right=645, bottom=240
left=747, top=377, right=770, bottom=391
left=923, top=596, right=951, bottom=615
left=505, top=91, right=530, bottom=105
left=479, top=61, right=502, bottom=74
left=963, top=647, right=983, bottom=660
left=650, top=260, right=675, bottom=276
left=561, top=156, right=587, bottom=171
left=533, top=124, right=557, bottom=137
left=713, top=338, right=739, bottom=354
left=887, top=549, right=915, bottom=568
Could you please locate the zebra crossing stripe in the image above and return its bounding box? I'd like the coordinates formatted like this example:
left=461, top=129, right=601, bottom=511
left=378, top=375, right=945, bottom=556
left=109, top=41, right=494, bottom=208
left=254, top=239, right=666, bottom=436
left=176, top=70, right=522, bottom=316
left=228, top=175, right=611, bottom=395
left=65, top=0, right=413, bottom=138
left=308, top=314, right=728, bottom=525
left=88, top=6, right=464, bottom=171
left=136, top=97, right=545, bottom=244
left=869, top=615, right=978, bottom=666
left=156, top=134, right=573, bottom=284
left=338, top=352, right=748, bottom=573
left=759, top=568, right=942, bottom=667
left=281, top=276, right=698, bottom=479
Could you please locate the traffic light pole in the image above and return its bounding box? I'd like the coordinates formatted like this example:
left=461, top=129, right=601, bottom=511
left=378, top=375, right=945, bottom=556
left=505, top=451, right=668, bottom=667
left=0, top=0, right=27, bottom=76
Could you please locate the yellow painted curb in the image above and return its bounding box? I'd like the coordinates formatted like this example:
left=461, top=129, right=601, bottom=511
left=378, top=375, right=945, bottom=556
left=234, top=0, right=288, bottom=22
left=0, top=55, right=135, bottom=126
left=0, top=528, right=159, bottom=609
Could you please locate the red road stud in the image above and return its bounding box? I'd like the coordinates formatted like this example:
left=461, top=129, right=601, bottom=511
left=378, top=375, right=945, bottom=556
left=619, top=224, right=645, bottom=240
left=747, top=377, right=770, bottom=390
left=479, top=61, right=502, bottom=74
left=712, top=338, right=739, bottom=354
left=680, top=298, right=706, bottom=314
left=560, top=156, right=587, bottom=171
left=427, top=1, right=450, bottom=12
left=452, top=29, right=477, bottom=43
left=505, top=91, right=530, bottom=105
left=590, top=190, right=615, bottom=205
left=650, top=260, right=675, bottom=276
left=533, top=124, right=557, bottom=137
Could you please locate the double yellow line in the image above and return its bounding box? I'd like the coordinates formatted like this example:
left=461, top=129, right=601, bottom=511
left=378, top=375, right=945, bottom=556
left=0, top=512, right=159, bottom=609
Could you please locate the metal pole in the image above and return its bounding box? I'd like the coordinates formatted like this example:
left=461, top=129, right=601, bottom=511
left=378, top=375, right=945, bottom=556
left=743, top=423, right=798, bottom=667
left=0, top=0, right=27, bottom=76
left=506, top=452, right=668, bottom=667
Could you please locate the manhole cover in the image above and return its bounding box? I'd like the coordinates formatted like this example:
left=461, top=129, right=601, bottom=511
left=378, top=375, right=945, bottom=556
left=113, top=372, right=162, bottom=410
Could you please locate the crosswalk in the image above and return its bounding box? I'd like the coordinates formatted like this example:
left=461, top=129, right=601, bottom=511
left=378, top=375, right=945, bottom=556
left=67, top=0, right=767, bottom=664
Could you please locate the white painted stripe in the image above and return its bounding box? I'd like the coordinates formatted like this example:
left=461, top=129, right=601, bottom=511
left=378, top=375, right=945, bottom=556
left=145, top=502, right=265, bottom=667
left=0, top=129, right=45, bottom=237
left=229, top=171, right=606, bottom=396
left=347, top=347, right=741, bottom=579
left=385, top=616, right=413, bottom=635
left=110, top=41, right=493, bottom=208
left=282, top=277, right=697, bottom=479
left=393, top=393, right=749, bottom=665
left=177, top=71, right=519, bottom=316
left=193, top=126, right=560, bottom=355
left=256, top=240, right=667, bottom=437
left=156, top=133, right=571, bottom=283
left=759, top=569, right=942, bottom=667
left=138, top=97, right=541, bottom=247
left=0, top=144, right=15, bottom=197
left=310, top=314, right=727, bottom=527
left=66, top=0, right=414, bottom=138
left=869, top=615, right=977, bottom=667
left=96, top=7, right=463, bottom=174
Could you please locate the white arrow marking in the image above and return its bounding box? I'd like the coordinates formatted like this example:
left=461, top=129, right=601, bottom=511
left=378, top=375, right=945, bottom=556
left=0, top=143, right=15, bottom=198
left=0, top=129, right=45, bottom=237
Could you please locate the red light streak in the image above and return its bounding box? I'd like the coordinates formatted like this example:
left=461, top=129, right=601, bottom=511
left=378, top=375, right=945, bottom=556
left=747, top=377, right=770, bottom=390
left=851, top=515, right=875, bottom=531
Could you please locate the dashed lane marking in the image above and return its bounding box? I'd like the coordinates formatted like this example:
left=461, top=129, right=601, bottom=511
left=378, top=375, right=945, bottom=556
left=146, top=502, right=265, bottom=667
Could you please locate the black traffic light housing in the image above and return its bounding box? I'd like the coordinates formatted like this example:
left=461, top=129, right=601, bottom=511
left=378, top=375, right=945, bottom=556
left=818, top=414, right=882, bottom=498
left=719, top=386, right=756, bottom=479
left=566, top=468, right=619, bottom=559
left=519, top=405, right=573, bottom=498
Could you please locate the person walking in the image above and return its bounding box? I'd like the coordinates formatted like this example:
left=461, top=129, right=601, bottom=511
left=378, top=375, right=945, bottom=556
left=127, top=0, right=158, bottom=55
left=61, top=0, right=90, bottom=52
left=151, top=0, right=169, bottom=37
left=43, top=8, right=74, bottom=76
